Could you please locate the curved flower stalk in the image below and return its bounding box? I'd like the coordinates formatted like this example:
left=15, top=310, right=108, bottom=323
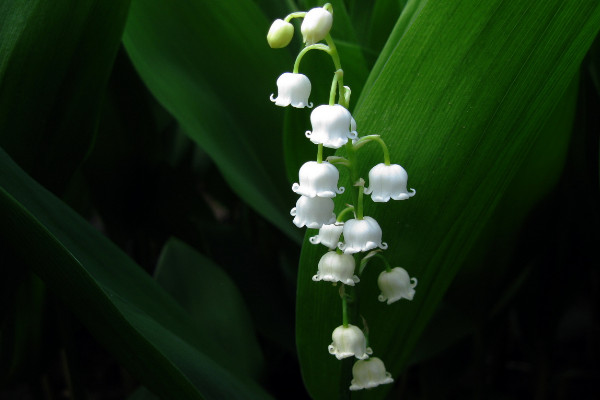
left=365, top=163, right=416, bottom=202
left=301, top=7, right=333, bottom=45
left=290, top=195, right=336, bottom=228
left=266, top=3, right=420, bottom=391
left=270, top=73, right=313, bottom=108
left=312, top=251, right=359, bottom=286
left=309, top=222, right=344, bottom=249
left=378, top=267, right=418, bottom=304
left=292, top=161, right=344, bottom=198
left=328, top=324, right=372, bottom=360
left=349, top=357, right=394, bottom=391
left=305, top=104, right=358, bottom=149
left=339, top=216, right=388, bottom=254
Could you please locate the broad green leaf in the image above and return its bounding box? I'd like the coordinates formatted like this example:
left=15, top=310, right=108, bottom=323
left=296, top=1, right=600, bottom=399
left=410, top=73, right=579, bottom=366
left=123, top=0, right=301, bottom=242
left=0, top=147, right=273, bottom=400
left=155, top=237, right=264, bottom=379
left=0, top=0, right=131, bottom=194
left=356, top=0, right=427, bottom=111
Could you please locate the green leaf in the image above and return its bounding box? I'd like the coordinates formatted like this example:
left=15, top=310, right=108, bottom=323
left=155, top=237, right=264, bottom=379
left=410, top=73, right=580, bottom=366
left=0, top=147, right=273, bottom=400
left=0, top=0, right=131, bottom=194
left=296, top=1, right=600, bottom=399
left=123, top=0, right=301, bottom=242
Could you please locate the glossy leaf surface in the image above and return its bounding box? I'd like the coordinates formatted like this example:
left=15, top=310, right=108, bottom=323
left=155, top=237, right=264, bottom=379
left=295, top=1, right=600, bottom=398
left=123, top=0, right=300, bottom=241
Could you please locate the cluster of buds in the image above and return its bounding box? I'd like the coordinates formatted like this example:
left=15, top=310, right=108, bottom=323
left=268, top=3, right=417, bottom=391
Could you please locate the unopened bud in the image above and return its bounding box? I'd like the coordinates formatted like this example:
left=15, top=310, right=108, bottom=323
left=267, top=19, right=294, bottom=48
left=301, top=7, right=333, bottom=45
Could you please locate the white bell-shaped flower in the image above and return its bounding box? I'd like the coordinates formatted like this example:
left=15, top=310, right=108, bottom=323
left=364, top=163, right=416, bottom=202
left=312, top=251, right=359, bottom=286
left=270, top=73, right=313, bottom=108
left=309, top=222, right=343, bottom=249
left=378, top=267, right=418, bottom=304
left=290, top=195, right=335, bottom=229
left=328, top=324, right=372, bottom=360
left=339, top=217, right=388, bottom=254
left=305, top=105, right=358, bottom=149
left=301, top=7, right=333, bottom=45
left=267, top=19, right=294, bottom=48
left=292, top=161, right=344, bottom=198
left=349, top=357, right=394, bottom=391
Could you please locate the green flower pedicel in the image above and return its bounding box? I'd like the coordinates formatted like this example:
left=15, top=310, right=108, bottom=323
left=267, top=3, right=418, bottom=391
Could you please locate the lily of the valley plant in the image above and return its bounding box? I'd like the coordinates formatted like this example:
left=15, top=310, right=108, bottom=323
left=268, top=3, right=418, bottom=391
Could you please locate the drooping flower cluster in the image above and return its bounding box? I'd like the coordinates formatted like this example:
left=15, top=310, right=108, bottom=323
left=267, top=3, right=418, bottom=391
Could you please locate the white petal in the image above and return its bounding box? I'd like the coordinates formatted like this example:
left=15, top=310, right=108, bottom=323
left=307, top=105, right=356, bottom=149
left=365, top=163, right=415, bottom=202
left=271, top=73, right=312, bottom=108
left=377, top=267, right=417, bottom=304
left=341, top=217, right=386, bottom=254
left=349, top=357, right=394, bottom=391
left=300, top=7, right=332, bottom=45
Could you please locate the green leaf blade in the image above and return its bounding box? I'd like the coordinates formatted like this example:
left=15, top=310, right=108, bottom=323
left=123, top=0, right=301, bottom=242
left=0, top=147, right=273, bottom=400
left=0, top=0, right=131, bottom=193
left=296, top=1, right=600, bottom=399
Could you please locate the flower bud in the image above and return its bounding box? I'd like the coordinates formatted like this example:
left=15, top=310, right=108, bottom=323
left=267, top=19, right=294, bottom=48
left=301, top=8, right=333, bottom=45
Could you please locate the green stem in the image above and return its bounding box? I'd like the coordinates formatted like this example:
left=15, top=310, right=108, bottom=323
left=324, top=34, right=348, bottom=108
left=357, top=185, right=364, bottom=220
left=317, top=144, right=323, bottom=163
left=353, top=135, right=391, bottom=165
left=336, top=205, right=355, bottom=222
left=293, top=44, right=331, bottom=73
left=344, top=141, right=360, bottom=216
left=341, top=285, right=349, bottom=327
left=375, top=253, right=393, bottom=272
left=284, top=11, right=306, bottom=22
left=324, top=34, right=342, bottom=72
left=329, top=71, right=339, bottom=105
left=326, top=156, right=350, bottom=168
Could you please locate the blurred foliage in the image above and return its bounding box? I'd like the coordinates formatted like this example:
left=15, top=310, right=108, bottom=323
left=0, top=1, right=598, bottom=400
